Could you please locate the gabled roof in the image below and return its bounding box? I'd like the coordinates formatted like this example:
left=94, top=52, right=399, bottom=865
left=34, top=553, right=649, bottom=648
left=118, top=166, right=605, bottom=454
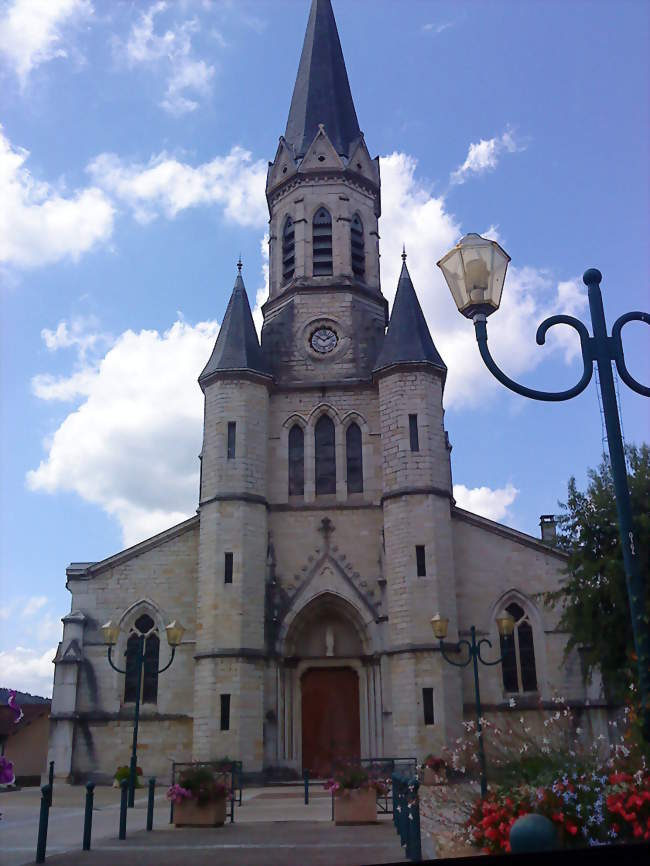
left=373, top=258, right=447, bottom=376
left=199, top=268, right=271, bottom=389
left=284, top=0, right=361, bottom=160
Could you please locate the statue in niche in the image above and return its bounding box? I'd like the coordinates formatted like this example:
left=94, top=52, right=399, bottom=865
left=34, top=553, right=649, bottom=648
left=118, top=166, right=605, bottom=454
left=325, top=624, right=335, bottom=657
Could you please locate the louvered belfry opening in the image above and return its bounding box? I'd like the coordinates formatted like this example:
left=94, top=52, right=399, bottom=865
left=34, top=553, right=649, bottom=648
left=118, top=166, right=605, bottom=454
left=283, top=216, right=295, bottom=282
left=313, top=207, right=333, bottom=276
left=350, top=214, right=365, bottom=279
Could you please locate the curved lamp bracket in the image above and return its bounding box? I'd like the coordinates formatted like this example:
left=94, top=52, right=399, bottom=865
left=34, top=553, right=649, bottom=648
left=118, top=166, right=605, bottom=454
left=611, top=312, right=650, bottom=397
left=476, top=637, right=507, bottom=667
left=474, top=315, right=593, bottom=402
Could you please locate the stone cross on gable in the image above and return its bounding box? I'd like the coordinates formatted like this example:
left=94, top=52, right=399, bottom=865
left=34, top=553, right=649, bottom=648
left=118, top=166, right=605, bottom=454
left=318, top=517, right=335, bottom=550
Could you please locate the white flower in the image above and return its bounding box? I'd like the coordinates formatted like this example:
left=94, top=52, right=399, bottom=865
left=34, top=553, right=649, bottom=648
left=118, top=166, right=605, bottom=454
left=508, top=697, right=516, bottom=708
left=576, top=727, right=582, bottom=735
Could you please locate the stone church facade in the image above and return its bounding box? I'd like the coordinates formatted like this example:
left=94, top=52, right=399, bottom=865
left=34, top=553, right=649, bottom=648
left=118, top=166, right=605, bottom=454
left=47, top=0, right=606, bottom=783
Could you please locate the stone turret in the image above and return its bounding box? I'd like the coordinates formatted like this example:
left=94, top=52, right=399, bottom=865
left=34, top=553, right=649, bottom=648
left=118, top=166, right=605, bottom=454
left=261, top=0, right=386, bottom=384
left=375, top=256, right=461, bottom=757
left=193, top=267, right=272, bottom=770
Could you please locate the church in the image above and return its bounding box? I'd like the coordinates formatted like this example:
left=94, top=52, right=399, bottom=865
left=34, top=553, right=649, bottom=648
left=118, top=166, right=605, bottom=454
left=47, top=0, right=606, bottom=784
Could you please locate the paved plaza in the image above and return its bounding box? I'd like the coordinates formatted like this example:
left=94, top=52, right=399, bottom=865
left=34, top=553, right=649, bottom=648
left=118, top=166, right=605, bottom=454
left=1, top=784, right=407, bottom=866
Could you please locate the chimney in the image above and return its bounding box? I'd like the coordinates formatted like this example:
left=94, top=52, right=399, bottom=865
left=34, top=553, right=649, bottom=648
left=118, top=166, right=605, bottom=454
left=539, top=514, right=557, bottom=544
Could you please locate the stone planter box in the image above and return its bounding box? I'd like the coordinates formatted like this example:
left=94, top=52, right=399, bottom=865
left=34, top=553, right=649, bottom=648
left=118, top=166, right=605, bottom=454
left=419, top=767, right=446, bottom=786
left=173, top=797, right=227, bottom=827
left=333, top=788, right=377, bottom=825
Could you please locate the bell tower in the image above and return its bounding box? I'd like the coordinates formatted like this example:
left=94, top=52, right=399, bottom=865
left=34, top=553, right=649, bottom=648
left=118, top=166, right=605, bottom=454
left=261, top=0, right=387, bottom=385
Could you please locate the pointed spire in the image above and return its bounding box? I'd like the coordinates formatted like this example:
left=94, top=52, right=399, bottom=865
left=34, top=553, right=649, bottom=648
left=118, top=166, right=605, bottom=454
left=373, top=258, right=447, bottom=377
left=199, top=266, right=271, bottom=389
left=285, top=0, right=361, bottom=159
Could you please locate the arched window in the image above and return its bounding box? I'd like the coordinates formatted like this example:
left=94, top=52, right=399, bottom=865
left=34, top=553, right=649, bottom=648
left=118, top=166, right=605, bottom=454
left=350, top=214, right=365, bottom=279
left=346, top=423, right=363, bottom=493
left=315, top=415, right=336, bottom=494
left=124, top=613, right=160, bottom=704
left=282, top=216, right=295, bottom=282
left=313, top=208, right=333, bottom=276
left=288, top=424, right=304, bottom=496
left=500, top=601, right=538, bottom=693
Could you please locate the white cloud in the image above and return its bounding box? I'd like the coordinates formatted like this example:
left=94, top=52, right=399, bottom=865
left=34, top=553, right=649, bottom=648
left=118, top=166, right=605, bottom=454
left=28, top=319, right=219, bottom=547
left=0, top=127, right=114, bottom=269
left=453, top=483, right=519, bottom=523
left=21, top=595, right=48, bottom=617
left=26, top=149, right=588, bottom=547
left=87, top=147, right=267, bottom=228
left=377, top=152, right=586, bottom=409
left=120, top=1, right=215, bottom=116
left=422, top=21, right=454, bottom=35
left=451, top=128, right=525, bottom=185
left=0, top=646, right=56, bottom=697
left=0, top=0, right=92, bottom=85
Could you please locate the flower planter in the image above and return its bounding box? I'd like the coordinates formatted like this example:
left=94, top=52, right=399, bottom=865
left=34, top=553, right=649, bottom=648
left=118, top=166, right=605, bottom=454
left=420, top=767, right=446, bottom=786
left=333, top=788, right=377, bottom=824
left=173, top=796, right=227, bottom=827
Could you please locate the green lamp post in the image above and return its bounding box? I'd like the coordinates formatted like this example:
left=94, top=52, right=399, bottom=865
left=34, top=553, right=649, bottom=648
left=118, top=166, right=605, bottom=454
left=437, top=235, right=650, bottom=741
left=432, top=611, right=515, bottom=798
left=102, top=618, right=185, bottom=807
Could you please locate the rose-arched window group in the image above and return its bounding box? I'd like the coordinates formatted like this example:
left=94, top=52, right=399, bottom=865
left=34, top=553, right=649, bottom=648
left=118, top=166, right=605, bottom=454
left=288, top=418, right=363, bottom=496
left=124, top=613, right=160, bottom=704
left=281, top=209, right=366, bottom=285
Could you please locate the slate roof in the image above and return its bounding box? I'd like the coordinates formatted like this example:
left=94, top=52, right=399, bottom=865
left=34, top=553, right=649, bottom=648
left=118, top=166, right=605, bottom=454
left=199, top=270, right=271, bottom=388
left=284, top=0, right=361, bottom=160
left=373, top=259, right=447, bottom=376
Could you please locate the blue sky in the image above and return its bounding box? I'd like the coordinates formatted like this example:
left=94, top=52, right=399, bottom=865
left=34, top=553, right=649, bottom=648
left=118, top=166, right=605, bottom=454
left=1, top=0, right=648, bottom=696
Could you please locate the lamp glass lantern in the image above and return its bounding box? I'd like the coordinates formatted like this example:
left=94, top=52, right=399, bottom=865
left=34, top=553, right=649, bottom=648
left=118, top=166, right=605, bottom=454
left=431, top=614, right=449, bottom=640
left=165, top=620, right=185, bottom=647
left=101, top=620, right=120, bottom=646
left=495, top=611, right=515, bottom=638
left=437, top=233, right=511, bottom=319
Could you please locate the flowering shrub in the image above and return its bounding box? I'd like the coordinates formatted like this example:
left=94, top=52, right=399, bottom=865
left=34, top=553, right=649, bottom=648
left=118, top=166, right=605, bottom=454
left=605, top=772, right=650, bottom=843
left=167, top=766, right=230, bottom=805
left=465, top=768, right=650, bottom=853
left=114, top=765, right=143, bottom=787
left=166, top=784, right=192, bottom=804
left=324, top=763, right=389, bottom=796
left=421, top=694, right=648, bottom=854
left=0, top=756, right=15, bottom=787
left=422, top=755, right=447, bottom=772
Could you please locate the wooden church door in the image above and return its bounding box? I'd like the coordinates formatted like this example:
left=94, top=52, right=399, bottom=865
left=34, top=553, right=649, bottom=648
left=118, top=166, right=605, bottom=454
left=301, top=667, right=360, bottom=777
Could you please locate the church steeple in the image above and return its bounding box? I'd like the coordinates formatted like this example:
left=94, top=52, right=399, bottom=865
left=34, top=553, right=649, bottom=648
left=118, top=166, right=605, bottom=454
left=199, top=266, right=270, bottom=390
left=374, top=257, right=447, bottom=380
left=284, top=0, right=362, bottom=159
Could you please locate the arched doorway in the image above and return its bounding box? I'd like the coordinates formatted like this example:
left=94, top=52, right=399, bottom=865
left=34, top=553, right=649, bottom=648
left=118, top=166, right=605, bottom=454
left=277, top=591, right=381, bottom=774
left=301, top=667, right=360, bottom=777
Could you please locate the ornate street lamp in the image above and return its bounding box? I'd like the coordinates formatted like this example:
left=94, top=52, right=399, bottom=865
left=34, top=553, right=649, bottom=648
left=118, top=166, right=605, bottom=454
left=437, top=236, right=650, bottom=741
left=102, top=617, right=185, bottom=807
left=432, top=612, right=515, bottom=797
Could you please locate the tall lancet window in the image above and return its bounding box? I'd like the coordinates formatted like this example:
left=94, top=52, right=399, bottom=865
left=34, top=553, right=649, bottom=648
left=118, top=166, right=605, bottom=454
left=350, top=214, right=365, bottom=279
left=282, top=216, right=295, bottom=282
left=500, top=602, right=538, bottom=694
left=124, top=613, right=160, bottom=704
left=315, top=415, right=336, bottom=494
left=346, top=423, right=363, bottom=493
left=288, top=424, right=304, bottom=496
left=313, top=208, right=333, bottom=276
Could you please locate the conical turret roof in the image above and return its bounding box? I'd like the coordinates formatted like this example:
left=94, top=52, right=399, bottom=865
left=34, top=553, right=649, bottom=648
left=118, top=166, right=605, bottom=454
left=284, top=0, right=361, bottom=160
left=199, top=267, right=271, bottom=389
left=374, top=258, right=446, bottom=376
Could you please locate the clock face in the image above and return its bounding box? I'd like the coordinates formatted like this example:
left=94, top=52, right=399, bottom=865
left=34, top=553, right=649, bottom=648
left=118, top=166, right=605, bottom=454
left=310, top=327, right=338, bottom=354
